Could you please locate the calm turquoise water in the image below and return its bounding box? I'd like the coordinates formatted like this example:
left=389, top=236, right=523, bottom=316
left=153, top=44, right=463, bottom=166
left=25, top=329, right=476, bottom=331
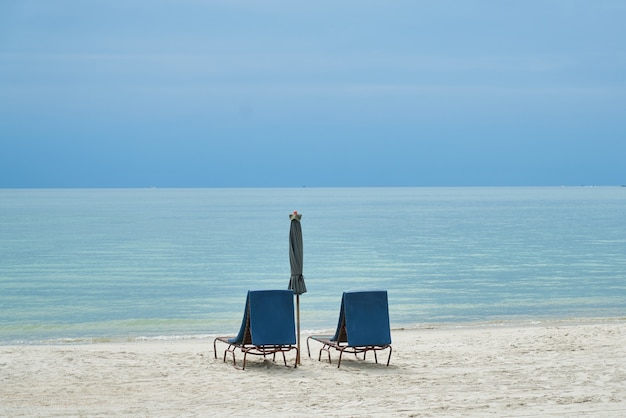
left=1, top=187, right=625, bottom=344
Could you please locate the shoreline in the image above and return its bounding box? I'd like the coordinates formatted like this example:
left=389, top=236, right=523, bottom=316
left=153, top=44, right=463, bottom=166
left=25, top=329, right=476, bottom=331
left=2, top=319, right=625, bottom=416
left=3, top=315, right=625, bottom=346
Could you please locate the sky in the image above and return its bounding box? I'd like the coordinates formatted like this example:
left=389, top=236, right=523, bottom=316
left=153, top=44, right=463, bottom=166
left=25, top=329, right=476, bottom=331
left=1, top=1, right=625, bottom=188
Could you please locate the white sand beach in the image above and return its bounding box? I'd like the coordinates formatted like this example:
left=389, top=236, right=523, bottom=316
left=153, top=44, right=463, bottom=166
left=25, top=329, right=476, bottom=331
left=1, top=319, right=625, bottom=417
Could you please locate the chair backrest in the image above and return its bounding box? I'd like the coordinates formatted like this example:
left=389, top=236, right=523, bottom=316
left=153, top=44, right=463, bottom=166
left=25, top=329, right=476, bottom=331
left=248, top=290, right=296, bottom=346
left=342, top=290, right=391, bottom=347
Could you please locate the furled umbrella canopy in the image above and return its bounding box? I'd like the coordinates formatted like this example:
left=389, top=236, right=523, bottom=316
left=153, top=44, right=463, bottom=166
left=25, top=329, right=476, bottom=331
left=288, top=211, right=306, bottom=295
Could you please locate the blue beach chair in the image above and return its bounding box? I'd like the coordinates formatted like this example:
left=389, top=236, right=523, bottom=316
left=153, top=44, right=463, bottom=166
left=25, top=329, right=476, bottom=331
left=307, top=290, right=392, bottom=367
left=213, top=290, right=298, bottom=369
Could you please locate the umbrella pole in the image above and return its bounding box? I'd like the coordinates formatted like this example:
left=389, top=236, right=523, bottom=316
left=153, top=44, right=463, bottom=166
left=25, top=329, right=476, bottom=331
left=296, top=294, right=301, bottom=365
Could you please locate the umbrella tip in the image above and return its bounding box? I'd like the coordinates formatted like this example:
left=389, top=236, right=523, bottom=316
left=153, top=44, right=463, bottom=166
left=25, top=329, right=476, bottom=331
left=289, top=211, right=302, bottom=221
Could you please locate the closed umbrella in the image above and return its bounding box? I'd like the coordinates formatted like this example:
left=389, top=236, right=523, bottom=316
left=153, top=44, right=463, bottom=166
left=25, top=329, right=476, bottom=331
left=288, top=211, right=306, bottom=364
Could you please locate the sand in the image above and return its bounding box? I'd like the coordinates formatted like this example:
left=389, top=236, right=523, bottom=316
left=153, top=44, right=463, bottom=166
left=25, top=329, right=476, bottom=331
left=1, top=319, right=625, bottom=417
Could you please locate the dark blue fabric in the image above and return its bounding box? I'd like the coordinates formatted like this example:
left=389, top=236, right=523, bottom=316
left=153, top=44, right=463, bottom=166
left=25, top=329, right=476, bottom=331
left=288, top=219, right=307, bottom=295
left=249, top=290, right=296, bottom=345
left=343, top=290, right=391, bottom=347
left=227, top=291, right=251, bottom=344
left=331, top=293, right=347, bottom=342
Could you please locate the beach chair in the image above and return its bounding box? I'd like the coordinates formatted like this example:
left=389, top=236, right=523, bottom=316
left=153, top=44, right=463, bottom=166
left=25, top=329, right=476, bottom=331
left=213, top=290, right=298, bottom=370
left=306, top=290, right=392, bottom=367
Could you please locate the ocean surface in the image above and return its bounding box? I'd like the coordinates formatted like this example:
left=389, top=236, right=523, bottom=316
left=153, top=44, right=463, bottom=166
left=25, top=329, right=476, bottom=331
left=1, top=187, right=625, bottom=344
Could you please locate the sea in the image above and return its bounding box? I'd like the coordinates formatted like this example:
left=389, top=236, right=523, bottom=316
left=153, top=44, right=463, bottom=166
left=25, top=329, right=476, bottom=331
left=1, top=187, right=625, bottom=344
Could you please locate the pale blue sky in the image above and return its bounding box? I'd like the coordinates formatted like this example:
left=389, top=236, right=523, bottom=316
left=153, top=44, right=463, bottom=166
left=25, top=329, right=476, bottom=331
left=1, top=1, right=625, bottom=187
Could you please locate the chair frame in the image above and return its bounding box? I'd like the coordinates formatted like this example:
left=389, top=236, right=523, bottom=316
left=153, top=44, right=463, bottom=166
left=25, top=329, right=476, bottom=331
left=214, top=337, right=298, bottom=370
left=306, top=336, right=392, bottom=368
